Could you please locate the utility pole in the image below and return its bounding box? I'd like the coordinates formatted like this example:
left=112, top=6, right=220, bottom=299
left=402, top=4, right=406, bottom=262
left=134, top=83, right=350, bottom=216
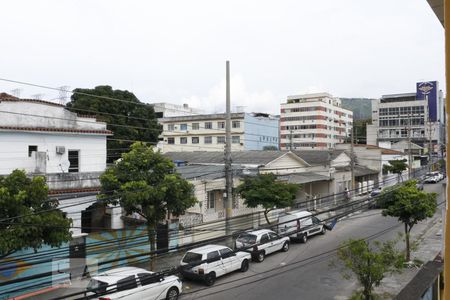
left=407, top=114, right=412, bottom=180
left=350, top=126, right=355, bottom=193
left=224, top=61, right=233, bottom=235
left=289, top=129, right=294, bottom=151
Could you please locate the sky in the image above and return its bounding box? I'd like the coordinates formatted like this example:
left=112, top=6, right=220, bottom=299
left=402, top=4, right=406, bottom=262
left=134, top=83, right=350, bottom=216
left=0, top=0, right=445, bottom=115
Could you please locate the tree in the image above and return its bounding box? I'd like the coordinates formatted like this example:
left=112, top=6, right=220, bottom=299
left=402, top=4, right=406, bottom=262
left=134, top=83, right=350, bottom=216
left=66, top=86, right=162, bottom=162
left=236, top=173, right=299, bottom=224
left=263, top=145, right=278, bottom=151
left=336, top=238, right=404, bottom=300
left=382, top=180, right=437, bottom=261
left=99, top=142, right=196, bottom=268
left=0, top=170, right=71, bottom=258
left=383, top=159, right=407, bottom=183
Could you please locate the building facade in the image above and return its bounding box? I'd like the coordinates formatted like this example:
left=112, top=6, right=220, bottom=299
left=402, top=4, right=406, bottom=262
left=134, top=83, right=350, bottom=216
left=151, top=102, right=203, bottom=119
left=367, top=81, right=444, bottom=154
left=159, top=112, right=279, bottom=152
left=280, top=93, right=353, bottom=150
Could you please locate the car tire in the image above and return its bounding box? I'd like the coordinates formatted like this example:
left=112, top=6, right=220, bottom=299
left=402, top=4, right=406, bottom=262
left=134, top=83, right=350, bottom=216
left=240, top=259, right=249, bottom=272
left=166, top=287, right=179, bottom=300
left=256, top=251, right=265, bottom=263
left=281, top=241, right=289, bottom=252
left=300, top=234, right=307, bottom=243
left=205, top=272, right=216, bottom=286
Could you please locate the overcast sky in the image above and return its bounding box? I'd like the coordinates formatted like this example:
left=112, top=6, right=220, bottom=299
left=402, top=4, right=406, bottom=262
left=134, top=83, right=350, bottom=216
left=0, top=0, right=444, bottom=114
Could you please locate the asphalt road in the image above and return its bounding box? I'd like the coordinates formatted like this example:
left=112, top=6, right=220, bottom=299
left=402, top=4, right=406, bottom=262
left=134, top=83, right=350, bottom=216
left=179, top=182, right=444, bottom=300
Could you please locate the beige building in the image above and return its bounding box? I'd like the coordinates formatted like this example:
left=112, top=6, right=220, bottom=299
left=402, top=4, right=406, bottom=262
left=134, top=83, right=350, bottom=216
left=280, top=93, right=353, bottom=150
left=159, top=112, right=279, bottom=152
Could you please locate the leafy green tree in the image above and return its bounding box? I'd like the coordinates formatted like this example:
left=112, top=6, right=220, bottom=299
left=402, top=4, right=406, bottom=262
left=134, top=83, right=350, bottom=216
left=236, top=173, right=299, bottom=224
left=336, top=238, right=404, bottom=300
left=263, top=145, right=278, bottom=151
left=382, top=180, right=437, bottom=261
left=67, top=86, right=161, bottom=162
left=383, top=159, right=408, bottom=183
left=0, top=170, right=71, bottom=258
left=99, top=142, right=196, bottom=268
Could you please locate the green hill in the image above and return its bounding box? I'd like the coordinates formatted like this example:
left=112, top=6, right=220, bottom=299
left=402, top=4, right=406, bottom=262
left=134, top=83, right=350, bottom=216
left=340, top=98, right=373, bottom=120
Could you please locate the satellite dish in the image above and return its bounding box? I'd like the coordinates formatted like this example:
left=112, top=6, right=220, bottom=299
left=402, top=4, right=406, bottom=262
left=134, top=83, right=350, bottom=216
left=60, top=160, right=70, bottom=172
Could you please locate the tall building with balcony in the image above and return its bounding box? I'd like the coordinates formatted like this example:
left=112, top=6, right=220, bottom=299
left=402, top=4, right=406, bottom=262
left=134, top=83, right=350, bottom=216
left=280, top=93, right=353, bottom=150
left=159, top=112, right=279, bottom=152
left=366, top=81, right=444, bottom=154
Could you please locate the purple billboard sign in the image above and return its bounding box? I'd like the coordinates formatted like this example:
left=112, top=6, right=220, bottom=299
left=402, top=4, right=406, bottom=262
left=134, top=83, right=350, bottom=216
left=416, top=81, right=438, bottom=122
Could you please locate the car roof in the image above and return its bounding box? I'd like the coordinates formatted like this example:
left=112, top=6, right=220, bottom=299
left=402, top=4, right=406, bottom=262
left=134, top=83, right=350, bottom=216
left=92, top=267, right=154, bottom=284
left=186, top=244, right=229, bottom=254
left=286, top=210, right=312, bottom=217
left=241, top=229, right=273, bottom=236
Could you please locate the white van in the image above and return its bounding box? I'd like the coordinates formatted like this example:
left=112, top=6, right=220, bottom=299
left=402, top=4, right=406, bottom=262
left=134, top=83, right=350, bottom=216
left=277, top=210, right=325, bottom=243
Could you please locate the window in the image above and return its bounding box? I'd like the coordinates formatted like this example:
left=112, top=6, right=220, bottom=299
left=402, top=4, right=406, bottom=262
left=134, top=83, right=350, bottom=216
left=205, top=122, right=212, bottom=129
left=204, top=136, right=212, bottom=144
left=180, top=124, right=188, bottom=130
left=260, top=234, right=270, bottom=244
left=192, top=137, right=199, bottom=144
left=68, top=150, right=79, bottom=173
left=117, top=275, right=137, bottom=291
left=232, top=136, right=240, bottom=144
left=182, top=252, right=203, bottom=264
left=28, top=145, right=38, bottom=157
left=192, top=123, right=199, bottom=130
left=232, top=121, right=240, bottom=128
left=180, top=137, right=187, bottom=144
left=268, top=232, right=279, bottom=241
left=167, top=124, right=175, bottom=131
left=219, top=248, right=234, bottom=258
left=207, top=251, right=221, bottom=262
left=218, top=121, right=225, bottom=129
left=167, top=137, right=175, bottom=144
left=138, top=273, right=162, bottom=286
left=207, top=191, right=216, bottom=209
left=217, top=136, right=225, bottom=144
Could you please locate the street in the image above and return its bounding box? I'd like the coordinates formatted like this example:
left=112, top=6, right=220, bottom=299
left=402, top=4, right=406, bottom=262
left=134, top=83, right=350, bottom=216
left=179, top=182, right=444, bottom=300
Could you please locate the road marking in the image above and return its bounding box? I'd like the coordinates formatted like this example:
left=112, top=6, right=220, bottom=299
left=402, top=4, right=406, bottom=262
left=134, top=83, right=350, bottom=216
left=280, top=262, right=286, bottom=266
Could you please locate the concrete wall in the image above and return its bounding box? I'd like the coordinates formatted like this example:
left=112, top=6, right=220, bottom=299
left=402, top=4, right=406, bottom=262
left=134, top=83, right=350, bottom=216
left=0, top=132, right=107, bottom=175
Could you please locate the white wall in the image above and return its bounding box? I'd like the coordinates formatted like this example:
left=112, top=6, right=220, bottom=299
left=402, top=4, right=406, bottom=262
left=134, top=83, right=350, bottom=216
left=0, top=132, right=107, bottom=175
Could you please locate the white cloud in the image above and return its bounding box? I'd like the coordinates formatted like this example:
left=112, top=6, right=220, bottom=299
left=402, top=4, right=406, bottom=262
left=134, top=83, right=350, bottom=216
left=182, top=74, right=279, bottom=115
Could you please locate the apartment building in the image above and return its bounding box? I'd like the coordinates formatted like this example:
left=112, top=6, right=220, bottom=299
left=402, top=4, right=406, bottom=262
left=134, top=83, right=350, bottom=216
left=280, top=93, right=353, bottom=150
left=367, top=81, right=444, bottom=154
left=151, top=102, right=203, bottom=119
left=159, top=112, right=279, bottom=152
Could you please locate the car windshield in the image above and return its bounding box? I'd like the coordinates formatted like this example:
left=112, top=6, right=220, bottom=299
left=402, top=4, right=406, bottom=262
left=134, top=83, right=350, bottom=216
left=182, top=252, right=203, bottom=264
left=87, top=279, right=108, bottom=294
left=237, top=233, right=257, bottom=244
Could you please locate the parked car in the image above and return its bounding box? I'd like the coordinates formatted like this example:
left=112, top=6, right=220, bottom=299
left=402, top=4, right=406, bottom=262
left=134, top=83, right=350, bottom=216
left=425, top=175, right=439, bottom=183
left=86, top=267, right=182, bottom=300
left=179, top=245, right=251, bottom=286
left=277, top=210, right=325, bottom=243
left=235, top=229, right=290, bottom=262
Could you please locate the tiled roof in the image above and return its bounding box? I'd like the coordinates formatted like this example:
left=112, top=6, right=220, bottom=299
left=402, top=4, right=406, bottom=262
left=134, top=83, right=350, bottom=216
left=165, top=151, right=290, bottom=165
left=292, top=150, right=347, bottom=165
left=0, top=97, right=65, bottom=108
left=381, top=148, right=405, bottom=155
left=0, top=126, right=113, bottom=135
left=48, top=187, right=101, bottom=195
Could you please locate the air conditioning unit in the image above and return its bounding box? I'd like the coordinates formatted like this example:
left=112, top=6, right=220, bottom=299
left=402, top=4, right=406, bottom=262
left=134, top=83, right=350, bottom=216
left=56, top=146, right=65, bottom=155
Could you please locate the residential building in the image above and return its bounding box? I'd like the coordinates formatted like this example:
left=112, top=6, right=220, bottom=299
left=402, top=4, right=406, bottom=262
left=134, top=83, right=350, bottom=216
left=367, top=81, right=445, bottom=154
left=159, top=112, right=279, bottom=152
left=0, top=93, right=113, bottom=236
left=151, top=102, right=203, bottom=119
left=280, top=93, right=353, bottom=150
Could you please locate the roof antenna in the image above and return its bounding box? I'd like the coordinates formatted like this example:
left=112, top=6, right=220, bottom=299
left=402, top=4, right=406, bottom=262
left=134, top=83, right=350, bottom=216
left=10, top=88, right=22, bottom=98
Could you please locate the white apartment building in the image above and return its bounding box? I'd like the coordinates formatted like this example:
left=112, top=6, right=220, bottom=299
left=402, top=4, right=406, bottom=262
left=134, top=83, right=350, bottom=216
left=159, top=112, right=279, bottom=152
left=0, top=95, right=111, bottom=177
left=367, top=81, right=444, bottom=154
left=151, top=102, right=203, bottom=119
left=280, top=93, right=353, bottom=150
